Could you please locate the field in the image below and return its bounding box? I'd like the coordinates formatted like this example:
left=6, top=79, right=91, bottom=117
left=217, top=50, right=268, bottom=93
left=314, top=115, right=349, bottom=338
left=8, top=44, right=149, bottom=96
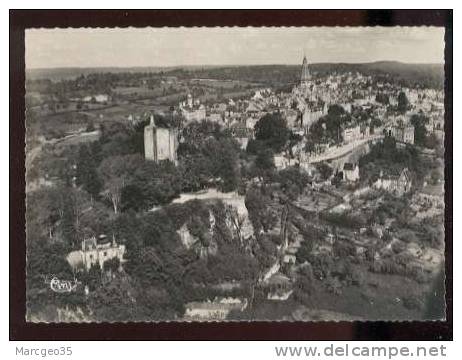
left=246, top=262, right=441, bottom=321
left=189, top=78, right=261, bottom=89
left=28, top=100, right=163, bottom=142
left=113, top=86, right=164, bottom=98
left=294, top=190, right=341, bottom=212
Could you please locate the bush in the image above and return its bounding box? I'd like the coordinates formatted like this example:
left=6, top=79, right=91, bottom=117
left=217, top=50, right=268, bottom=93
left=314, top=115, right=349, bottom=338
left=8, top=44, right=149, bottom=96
left=308, top=253, right=334, bottom=280
left=294, top=265, right=315, bottom=303
left=391, top=241, right=406, bottom=254
left=325, top=276, right=342, bottom=295
left=333, top=240, right=357, bottom=258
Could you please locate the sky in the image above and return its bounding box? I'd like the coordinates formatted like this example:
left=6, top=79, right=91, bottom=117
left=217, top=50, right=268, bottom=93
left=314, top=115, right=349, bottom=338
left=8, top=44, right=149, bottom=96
left=25, top=27, right=445, bottom=69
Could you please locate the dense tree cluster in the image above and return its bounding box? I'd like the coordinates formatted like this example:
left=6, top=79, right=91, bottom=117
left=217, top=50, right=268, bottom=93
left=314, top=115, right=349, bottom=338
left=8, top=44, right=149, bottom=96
left=359, top=136, right=423, bottom=184
left=178, top=121, right=241, bottom=193
left=253, top=113, right=290, bottom=153
left=397, top=91, right=410, bottom=113
left=309, top=105, right=351, bottom=145
left=410, top=114, right=441, bottom=149
left=276, top=166, right=311, bottom=201
left=245, top=186, right=278, bottom=234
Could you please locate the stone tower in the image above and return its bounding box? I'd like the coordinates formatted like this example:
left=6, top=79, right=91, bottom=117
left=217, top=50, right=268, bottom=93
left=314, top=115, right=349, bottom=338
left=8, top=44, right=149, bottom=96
left=144, top=115, right=178, bottom=164
left=300, top=55, right=311, bottom=85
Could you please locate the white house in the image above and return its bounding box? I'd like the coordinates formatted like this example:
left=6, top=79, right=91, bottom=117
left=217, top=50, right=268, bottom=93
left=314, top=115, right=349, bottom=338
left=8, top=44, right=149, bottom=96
left=66, top=236, right=125, bottom=271
left=342, top=162, right=360, bottom=182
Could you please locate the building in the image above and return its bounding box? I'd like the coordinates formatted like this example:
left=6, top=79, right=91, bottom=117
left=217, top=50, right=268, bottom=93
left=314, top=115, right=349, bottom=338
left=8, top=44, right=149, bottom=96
left=182, top=105, right=206, bottom=122
left=342, top=162, right=360, bottom=182
left=342, top=125, right=362, bottom=143
left=144, top=115, right=178, bottom=164
left=179, top=93, right=207, bottom=122
left=207, top=112, right=223, bottom=123
left=283, top=109, right=299, bottom=128
left=82, top=94, right=110, bottom=103
left=184, top=297, right=248, bottom=320
left=229, top=124, right=254, bottom=150
left=300, top=55, right=311, bottom=86
left=302, top=104, right=327, bottom=128
left=273, top=154, right=297, bottom=170
left=66, top=236, right=126, bottom=271
left=266, top=273, right=293, bottom=301
left=388, top=125, right=415, bottom=145
left=373, top=168, right=412, bottom=195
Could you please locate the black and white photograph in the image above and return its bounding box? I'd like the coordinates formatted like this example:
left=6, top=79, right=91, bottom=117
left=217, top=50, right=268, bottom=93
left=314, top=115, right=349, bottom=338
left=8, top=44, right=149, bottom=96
left=24, top=25, right=447, bottom=323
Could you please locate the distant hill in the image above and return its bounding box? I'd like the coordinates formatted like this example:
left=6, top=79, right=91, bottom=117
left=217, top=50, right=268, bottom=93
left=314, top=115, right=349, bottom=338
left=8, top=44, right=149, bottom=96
left=26, top=65, right=223, bottom=82
left=26, top=61, right=444, bottom=89
left=312, top=61, right=444, bottom=88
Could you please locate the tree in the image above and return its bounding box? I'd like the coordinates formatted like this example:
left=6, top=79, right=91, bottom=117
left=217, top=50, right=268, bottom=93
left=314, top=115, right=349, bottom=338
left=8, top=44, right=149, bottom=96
left=223, top=204, right=247, bottom=248
left=26, top=187, right=68, bottom=243
left=316, top=163, right=333, bottom=181
left=103, top=257, right=121, bottom=273
left=429, top=168, right=441, bottom=185
left=207, top=137, right=241, bottom=192
left=397, top=91, right=409, bottom=113
left=425, top=133, right=439, bottom=149
left=77, top=198, right=113, bottom=238
left=308, top=253, right=334, bottom=280
left=254, top=147, right=275, bottom=177
left=325, top=105, right=348, bottom=143
left=178, top=122, right=240, bottom=193
left=129, top=160, right=182, bottom=209
left=178, top=154, right=211, bottom=192
left=246, top=139, right=266, bottom=155
left=87, top=277, right=139, bottom=321
left=278, top=166, right=311, bottom=200
left=111, top=211, right=145, bottom=252
left=410, top=114, right=429, bottom=146
left=26, top=241, right=80, bottom=317
left=99, top=122, right=141, bottom=157
left=296, top=239, right=314, bottom=264
left=245, top=187, right=277, bottom=234
left=254, top=113, right=289, bottom=152
left=304, top=136, right=316, bottom=155
left=98, top=154, right=144, bottom=214
left=375, top=93, right=389, bottom=105
left=294, top=264, right=315, bottom=302
left=75, top=144, right=102, bottom=199
left=333, top=240, right=357, bottom=258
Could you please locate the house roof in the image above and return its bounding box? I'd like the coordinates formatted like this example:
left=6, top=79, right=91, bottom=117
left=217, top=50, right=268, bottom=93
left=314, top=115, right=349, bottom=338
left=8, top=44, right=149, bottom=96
left=400, top=168, right=411, bottom=181
left=381, top=167, right=411, bottom=181
left=343, top=162, right=355, bottom=171
left=82, top=237, right=97, bottom=250
left=266, top=273, right=291, bottom=286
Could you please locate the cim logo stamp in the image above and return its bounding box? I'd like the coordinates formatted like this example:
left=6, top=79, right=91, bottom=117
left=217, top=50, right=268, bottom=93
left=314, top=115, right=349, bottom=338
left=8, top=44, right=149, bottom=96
left=47, top=276, right=79, bottom=293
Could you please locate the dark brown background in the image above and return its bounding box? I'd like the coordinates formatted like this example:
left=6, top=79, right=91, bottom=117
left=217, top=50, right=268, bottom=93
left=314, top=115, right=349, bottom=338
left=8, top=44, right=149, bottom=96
left=10, top=9, right=453, bottom=341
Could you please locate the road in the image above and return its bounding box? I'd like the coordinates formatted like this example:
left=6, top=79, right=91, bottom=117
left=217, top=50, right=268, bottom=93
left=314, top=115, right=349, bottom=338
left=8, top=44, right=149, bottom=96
left=307, top=134, right=384, bottom=163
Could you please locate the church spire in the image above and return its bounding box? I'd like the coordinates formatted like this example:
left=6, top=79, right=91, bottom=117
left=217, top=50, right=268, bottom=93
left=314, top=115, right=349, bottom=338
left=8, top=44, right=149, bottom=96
left=301, top=54, right=310, bottom=85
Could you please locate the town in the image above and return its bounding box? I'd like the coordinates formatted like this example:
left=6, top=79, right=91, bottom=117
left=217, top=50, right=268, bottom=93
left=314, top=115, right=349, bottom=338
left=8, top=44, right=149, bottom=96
left=25, top=55, right=445, bottom=322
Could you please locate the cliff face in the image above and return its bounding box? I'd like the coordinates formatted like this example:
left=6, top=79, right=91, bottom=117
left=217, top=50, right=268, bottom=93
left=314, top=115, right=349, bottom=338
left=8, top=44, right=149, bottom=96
left=176, top=199, right=255, bottom=258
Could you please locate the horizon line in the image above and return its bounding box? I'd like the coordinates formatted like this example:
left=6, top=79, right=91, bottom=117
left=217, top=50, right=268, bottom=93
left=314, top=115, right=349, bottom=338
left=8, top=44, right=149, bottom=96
left=26, top=60, right=445, bottom=71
